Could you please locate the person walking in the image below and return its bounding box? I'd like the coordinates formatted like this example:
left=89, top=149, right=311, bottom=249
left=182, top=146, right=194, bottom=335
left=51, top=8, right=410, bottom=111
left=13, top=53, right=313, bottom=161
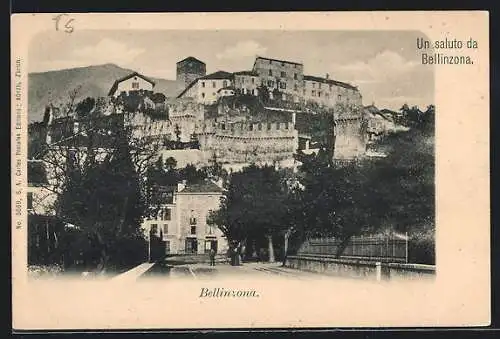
left=209, top=248, right=216, bottom=266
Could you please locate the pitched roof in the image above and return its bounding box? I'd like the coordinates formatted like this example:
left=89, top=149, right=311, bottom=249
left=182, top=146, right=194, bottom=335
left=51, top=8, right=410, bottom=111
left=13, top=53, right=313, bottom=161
left=179, top=181, right=223, bottom=193
left=233, top=70, right=259, bottom=76
left=303, top=75, right=358, bottom=91
left=177, top=71, right=233, bottom=98
left=108, top=72, right=156, bottom=96
left=177, top=56, right=206, bottom=65
left=202, top=70, right=233, bottom=80
left=254, top=56, right=303, bottom=66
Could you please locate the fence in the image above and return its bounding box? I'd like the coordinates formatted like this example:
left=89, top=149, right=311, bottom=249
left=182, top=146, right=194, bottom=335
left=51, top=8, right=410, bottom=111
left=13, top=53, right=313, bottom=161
left=297, top=235, right=408, bottom=263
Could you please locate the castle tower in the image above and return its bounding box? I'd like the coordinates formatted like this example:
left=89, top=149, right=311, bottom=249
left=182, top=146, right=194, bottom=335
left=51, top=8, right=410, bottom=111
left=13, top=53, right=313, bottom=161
left=176, top=57, right=206, bottom=88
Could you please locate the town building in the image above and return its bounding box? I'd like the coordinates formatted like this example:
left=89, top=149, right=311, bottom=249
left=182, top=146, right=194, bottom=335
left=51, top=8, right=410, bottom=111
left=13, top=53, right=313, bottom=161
left=252, top=56, right=305, bottom=102
left=176, top=57, right=207, bottom=88
left=303, top=74, right=362, bottom=108
left=232, top=71, right=260, bottom=96
left=108, top=72, right=155, bottom=97
left=176, top=71, right=233, bottom=104
left=142, top=180, right=228, bottom=255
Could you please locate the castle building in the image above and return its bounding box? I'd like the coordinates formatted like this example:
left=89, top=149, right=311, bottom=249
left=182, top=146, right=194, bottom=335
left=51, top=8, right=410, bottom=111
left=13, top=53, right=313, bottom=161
left=232, top=71, right=260, bottom=96
left=197, top=116, right=298, bottom=166
left=303, top=74, right=362, bottom=108
left=176, top=71, right=233, bottom=104
left=108, top=72, right=155, bottom=97
left=176, top=56, right=207, bottom=88
left=252, top=56, right=305, bottom=102
left=142, top=180, right=228, bottom=255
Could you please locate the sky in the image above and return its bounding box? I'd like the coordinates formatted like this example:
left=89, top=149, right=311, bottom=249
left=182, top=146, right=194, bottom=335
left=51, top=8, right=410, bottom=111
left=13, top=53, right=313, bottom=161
left=29, top=30, right=434, bottom=111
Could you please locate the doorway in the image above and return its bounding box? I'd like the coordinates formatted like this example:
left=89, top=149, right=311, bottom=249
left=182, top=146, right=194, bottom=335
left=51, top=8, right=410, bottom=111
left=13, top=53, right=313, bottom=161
left=185, top=238, right=198, bottom=254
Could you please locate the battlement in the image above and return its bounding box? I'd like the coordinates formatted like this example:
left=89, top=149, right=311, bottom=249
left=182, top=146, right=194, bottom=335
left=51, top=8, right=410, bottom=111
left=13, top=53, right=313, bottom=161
left=200, top=120, right=296, bottom=138
left=167, top=98, right=205, bottom=119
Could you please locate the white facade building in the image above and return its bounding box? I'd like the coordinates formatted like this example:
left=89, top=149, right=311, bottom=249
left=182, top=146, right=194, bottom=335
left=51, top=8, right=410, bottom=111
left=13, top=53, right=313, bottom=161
left=108, top=72, right=155, bottom=97
left=176, top=71, right=233, bottom=104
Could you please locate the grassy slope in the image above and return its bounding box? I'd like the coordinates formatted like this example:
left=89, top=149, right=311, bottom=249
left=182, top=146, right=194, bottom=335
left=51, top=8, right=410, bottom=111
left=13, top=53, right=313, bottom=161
left=28, top=63, right=186, bottom=123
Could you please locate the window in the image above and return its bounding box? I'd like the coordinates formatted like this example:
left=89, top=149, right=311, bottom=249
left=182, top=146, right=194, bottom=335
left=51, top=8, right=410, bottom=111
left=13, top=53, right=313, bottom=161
left=281, top=62, right=285, bottom=66
left=303, top=89, right=306, bottom=95
left=269, top=59, right=272, bottom=64
left=280, top=71, right=286, bottom=77
left=312, top=83, right=316, bottom=88
left=221, top=123, right=226, bottom=130
left=201, top=93, right=205, bottom=98
left=285, top=122, right=289, bottom=130
left=251, top=78, right=255, bottom=84
left=251, top=89, right=255, bottom=95
left=338, top=95, right=342, bottom=100
left=163, top=224, right=168, bottom=234
left=312, top=90, right=316, bottom=96
left=258, top=123, right=262, bottom=131
left=27, top=192, right=33, bottom=210
left=162, top=208, right=171, bottom=220
left=202, top=82, right=205, bottom=88
left=212, top=81, right=216, bottom=88
left=132, top=82, right=140, bottom=89
left=318, top=92, right=321, bottom=97
left=150, top=224, right=158, bottom=235
left=267, top=122, right=272, bottom=130
left=329, top=84, right=332, bottom=91
left=165, top=241, right=170, bottom=254
left=268, top=70, right=273, bottom=76
left=267, top=80, right=274, bottom=87
left=294, top=73, right=298, bottom=80
left=190, top=217, right=197, bottom=225
left=249, top=124, right=253, bottom=131
left=279, top=82, right=286, bottom=89
left=223, top=80, right=228, bottom=87
left=318, top=83, right=322, bottom=89
left=276, top=123, right=280, bottom=130
left=294, top=84, right=298, bottom=91
left=190, top=226, right=197, bottom=235
left=325, top=93, right=329, bottom=98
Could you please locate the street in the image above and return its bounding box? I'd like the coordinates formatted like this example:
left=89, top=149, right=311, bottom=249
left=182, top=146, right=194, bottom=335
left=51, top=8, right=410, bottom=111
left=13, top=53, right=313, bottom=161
left=139, top=260, right=324, bottom=281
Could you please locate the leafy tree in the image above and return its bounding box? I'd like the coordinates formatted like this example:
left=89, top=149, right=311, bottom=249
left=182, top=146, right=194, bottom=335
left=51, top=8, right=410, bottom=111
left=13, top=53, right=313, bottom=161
left=257, top=84, right=270, bottom=103
left=75, top=97, right=96, bottom=119
left=209, top=164, right=290, bottom=262
left=56, top=131, right=148, bottom=272
left=164, top=156, right=177, bottom=172
left=174, top=124, right=182, bottom=142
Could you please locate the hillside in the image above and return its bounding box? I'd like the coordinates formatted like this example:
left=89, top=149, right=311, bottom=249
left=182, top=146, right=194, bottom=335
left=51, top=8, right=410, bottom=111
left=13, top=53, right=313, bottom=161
left=28, top=63, right=185, bottom=123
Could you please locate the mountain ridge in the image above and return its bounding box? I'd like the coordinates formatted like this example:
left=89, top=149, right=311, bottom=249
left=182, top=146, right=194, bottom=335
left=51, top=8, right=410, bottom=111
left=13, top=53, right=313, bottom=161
left=28, top=64, right=186, bottom=123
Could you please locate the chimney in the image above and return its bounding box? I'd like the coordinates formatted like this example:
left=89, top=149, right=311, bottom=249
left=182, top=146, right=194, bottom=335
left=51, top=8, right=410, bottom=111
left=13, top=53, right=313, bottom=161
left=326, top=73, right=330, bottom=80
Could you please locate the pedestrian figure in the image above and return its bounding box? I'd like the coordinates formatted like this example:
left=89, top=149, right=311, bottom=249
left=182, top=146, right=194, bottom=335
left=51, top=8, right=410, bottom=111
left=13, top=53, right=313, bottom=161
left=209, top=248, right=216, bottom=266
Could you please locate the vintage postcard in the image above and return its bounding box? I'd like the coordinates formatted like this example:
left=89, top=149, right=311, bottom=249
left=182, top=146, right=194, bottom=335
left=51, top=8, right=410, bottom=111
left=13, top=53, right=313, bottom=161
left=11, top=11, right=490, bottom=330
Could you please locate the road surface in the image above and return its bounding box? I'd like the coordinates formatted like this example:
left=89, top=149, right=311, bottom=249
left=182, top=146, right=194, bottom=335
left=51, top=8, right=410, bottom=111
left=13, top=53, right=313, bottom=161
left=139, top=261, right=324, bottom=281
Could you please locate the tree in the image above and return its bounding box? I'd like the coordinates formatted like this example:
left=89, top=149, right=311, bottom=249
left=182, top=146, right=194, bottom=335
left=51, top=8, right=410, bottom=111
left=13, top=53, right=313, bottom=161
left=209, top=164, right=291, bottom=262
left=164, top=156, right=177, bottom=172
left=75, top=97, right=96, bottom=119
left=257, top=84, right=270, bottom=104
left=56, top=130, right=148, bottom=272
left=35, top=94, right=161, bottom=272
left=174, top=124, right=182, bottom=142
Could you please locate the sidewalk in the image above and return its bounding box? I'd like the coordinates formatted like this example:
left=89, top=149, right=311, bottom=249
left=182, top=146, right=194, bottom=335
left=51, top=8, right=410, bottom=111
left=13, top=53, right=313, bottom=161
left=110, top=262, right=155, bottom=282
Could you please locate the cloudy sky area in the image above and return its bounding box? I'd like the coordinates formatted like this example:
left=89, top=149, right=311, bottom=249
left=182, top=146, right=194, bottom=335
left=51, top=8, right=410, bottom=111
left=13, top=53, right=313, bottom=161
left=29, top=30, right=434, bottom=111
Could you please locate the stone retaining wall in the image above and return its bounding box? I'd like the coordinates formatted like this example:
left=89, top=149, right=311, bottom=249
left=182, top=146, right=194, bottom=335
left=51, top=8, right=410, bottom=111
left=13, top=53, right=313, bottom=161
left=285, top=255, right=435, bottom=281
